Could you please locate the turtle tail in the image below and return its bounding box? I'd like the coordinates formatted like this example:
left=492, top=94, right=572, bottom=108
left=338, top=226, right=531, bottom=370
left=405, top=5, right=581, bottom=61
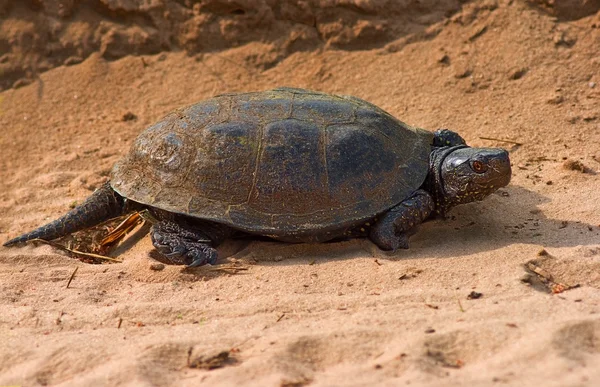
left=3, top=182, right=126, bottom=247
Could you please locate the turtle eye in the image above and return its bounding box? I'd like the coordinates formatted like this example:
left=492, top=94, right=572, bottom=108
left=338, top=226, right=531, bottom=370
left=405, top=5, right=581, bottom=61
left=471, top=160, right=488, bottom=173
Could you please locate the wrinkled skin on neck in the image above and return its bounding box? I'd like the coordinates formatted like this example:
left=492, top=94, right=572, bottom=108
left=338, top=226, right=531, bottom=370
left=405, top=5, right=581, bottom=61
left=426, top=146, right=512, bottom=216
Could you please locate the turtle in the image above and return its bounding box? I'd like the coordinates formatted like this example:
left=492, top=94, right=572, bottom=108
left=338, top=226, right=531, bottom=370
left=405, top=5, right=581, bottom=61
left=3, top=87, right=511, bottom=266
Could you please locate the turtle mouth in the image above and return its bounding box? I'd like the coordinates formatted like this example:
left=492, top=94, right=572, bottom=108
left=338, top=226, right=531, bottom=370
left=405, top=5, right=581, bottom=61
left=487, top=170, right=511, bottom=188
left=484, top=149, right=512, bottom=188
left=468, top=174, right=511, bottom=202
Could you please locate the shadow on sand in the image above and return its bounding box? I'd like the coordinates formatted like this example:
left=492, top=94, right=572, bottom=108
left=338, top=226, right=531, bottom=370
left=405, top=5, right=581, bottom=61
left=63, top=184, right=597, bottom=280
left=223, top=184, right=599, bottom=269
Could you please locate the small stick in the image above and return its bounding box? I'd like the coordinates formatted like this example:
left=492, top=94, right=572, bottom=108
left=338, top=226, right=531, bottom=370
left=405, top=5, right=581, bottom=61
left=479, top=136, right=523, bottom=146
left=137, top=209, right=158, bottom=224
left=187, top=264, right=249, bottom=274
left=29, top=239, right=123, bottom=263
left=66, top=267, right=79, bottom=289
left=118, top=318, right=123, bottom=329
left=99, top=212, right=144, bottom=247
left=276, top=313, right=285, bottom=322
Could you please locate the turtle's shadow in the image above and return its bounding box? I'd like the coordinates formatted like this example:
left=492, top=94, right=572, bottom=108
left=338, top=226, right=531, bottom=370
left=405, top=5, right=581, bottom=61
left=120, top=184, right=597, bottom=274
left=410, top=184, right=599, bottom=256
left=226, top=184, right=599, bottom=266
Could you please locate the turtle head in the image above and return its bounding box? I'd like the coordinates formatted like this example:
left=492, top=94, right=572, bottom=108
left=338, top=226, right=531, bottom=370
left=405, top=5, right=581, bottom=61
left=430, top=146, right=511, bottom=215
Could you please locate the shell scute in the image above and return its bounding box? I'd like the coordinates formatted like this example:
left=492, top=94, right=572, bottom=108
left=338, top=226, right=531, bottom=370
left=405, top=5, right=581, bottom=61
left=249, top=119, right=325, bottom=215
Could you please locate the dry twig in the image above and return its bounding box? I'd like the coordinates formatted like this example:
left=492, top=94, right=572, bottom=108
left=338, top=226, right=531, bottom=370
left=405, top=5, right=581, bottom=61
left=479, top=136, right=523, bottom=145
left=29, top=238, right=123, bottom=263
left=66, top=267, right=78, bottom=288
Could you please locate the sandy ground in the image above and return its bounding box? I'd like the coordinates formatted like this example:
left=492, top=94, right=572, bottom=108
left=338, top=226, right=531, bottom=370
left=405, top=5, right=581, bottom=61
left=1, top=1, right=600, bottom=386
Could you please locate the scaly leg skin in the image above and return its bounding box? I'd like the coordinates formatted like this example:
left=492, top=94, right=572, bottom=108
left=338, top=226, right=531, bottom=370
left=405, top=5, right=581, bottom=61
left=433, top=129, right=467, bottom=147
left=368, top=190, right=435, bottom=251
left=150, top=220, right=221, bottom=267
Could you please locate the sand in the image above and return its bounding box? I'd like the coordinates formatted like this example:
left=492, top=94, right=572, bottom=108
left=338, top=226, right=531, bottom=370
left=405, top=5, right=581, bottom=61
left=1, top=0, right=599, bottom=386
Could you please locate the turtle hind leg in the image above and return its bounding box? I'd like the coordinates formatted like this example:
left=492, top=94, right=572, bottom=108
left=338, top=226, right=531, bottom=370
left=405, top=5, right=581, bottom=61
left=3, top=182, right=125, bottom=247
left=150, top=219, right=232, bottom=267
left=368, top=190, right=434, bottom=251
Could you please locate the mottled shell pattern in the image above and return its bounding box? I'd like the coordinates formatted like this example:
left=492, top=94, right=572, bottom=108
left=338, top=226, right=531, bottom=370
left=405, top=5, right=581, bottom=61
left=111, top=87, right=433, bottom=240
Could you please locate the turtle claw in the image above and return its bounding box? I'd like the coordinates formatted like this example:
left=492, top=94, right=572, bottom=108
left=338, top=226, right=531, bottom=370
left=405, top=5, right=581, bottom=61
left=391, top=233, right=410, bottom=251
left=184, top=246, right=218, bottom=267
left=369, top=228, right=410, bottom=252
left=188, top=257, right=213, bottom=268
left=165, top=248, right=187, bottom=258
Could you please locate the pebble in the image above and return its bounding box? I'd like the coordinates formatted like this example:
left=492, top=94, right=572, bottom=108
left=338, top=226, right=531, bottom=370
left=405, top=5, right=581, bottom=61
left=150, top=263, right=165, bottom=271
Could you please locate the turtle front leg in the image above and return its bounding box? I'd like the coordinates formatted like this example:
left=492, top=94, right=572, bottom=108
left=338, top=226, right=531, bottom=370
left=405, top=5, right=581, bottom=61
left=368, top=190, right=434, bottom=251
left=150, top=220, right=230, bottom=267
left=433, top=129, right=467, bottom=147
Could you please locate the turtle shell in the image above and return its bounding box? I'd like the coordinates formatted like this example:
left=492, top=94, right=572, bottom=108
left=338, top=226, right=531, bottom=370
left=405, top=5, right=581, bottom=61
left=111, top=87, right=433, bottom=241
